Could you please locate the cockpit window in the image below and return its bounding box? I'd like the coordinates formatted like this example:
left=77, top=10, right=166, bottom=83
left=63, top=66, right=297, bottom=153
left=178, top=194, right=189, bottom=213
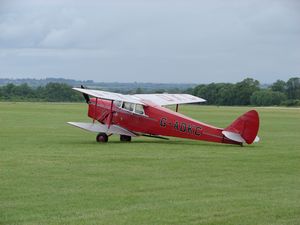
left=114, top=100, right=122, bottom=108
left=120, top=102, right=145, bottom=115
left=123, top=102, right=134, bottom=111
left=135, top=104, right=145, bottom=115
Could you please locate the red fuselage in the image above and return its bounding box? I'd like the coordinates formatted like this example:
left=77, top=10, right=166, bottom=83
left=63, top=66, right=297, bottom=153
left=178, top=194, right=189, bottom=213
left=88, top=98, right=239, bottom=145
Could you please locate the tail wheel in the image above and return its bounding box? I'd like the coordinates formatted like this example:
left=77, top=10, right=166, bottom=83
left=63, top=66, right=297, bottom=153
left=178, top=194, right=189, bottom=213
left=96, top=133, right=108, bottom=143
left=120, top=135, right=131, bottom=142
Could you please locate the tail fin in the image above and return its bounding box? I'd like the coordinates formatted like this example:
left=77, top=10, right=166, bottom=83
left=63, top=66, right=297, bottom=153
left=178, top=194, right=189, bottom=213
left=222, top=110, right=260, bottom=144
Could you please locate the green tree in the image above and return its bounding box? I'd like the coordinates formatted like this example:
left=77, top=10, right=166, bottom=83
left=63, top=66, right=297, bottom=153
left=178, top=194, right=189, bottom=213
left=250, top=90, right=287, bottom=106
left=271, top=80, right=286, bottom=93
left=216, top=83, right=236, bottom=105
left=194, top=83, right=222, bottom=105
left=154, top=89, right=166, bottom=93
left=184, top=87, right=194, bottom=95
left=135, top=87, right=143, bottom=94
left=44, top=83, right=82, bottom=102
left=1, top=83, right=16, bottom=99
left=0, top=86, right=3, bottom=99
left=286, top=77, right=300, bottom=99
left=233, top=78, right=260, bottom=105
left=13, top=83, right=35, bottom=99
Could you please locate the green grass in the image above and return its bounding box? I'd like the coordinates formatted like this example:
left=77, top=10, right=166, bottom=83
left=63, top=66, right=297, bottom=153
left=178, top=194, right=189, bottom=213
left=1, top=102, right=300, bottom=225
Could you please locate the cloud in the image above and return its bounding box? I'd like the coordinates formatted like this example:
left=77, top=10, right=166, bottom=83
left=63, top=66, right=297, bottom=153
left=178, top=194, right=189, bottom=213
left=0, top=0, right=299, bottom=83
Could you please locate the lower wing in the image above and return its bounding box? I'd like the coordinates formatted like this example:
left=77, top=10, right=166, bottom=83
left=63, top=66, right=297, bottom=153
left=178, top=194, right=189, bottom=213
left=67, top=122, right=137, bottom=137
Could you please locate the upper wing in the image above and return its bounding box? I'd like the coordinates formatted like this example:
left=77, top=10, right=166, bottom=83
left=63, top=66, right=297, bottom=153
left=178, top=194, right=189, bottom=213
left=73, top=87, right=205, bottom=106
left=133, top=93, right=206, bottom=106
left=73, top=88, right=145, bottom=105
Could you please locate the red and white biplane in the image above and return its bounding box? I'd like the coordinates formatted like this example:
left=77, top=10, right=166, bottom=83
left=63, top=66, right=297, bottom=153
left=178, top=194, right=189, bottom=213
left=68, top=86, right=259, bottom=146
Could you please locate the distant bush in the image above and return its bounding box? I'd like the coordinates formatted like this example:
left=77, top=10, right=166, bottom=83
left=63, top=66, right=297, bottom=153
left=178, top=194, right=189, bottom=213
left=281, top=99, right=300, bottom=106
left=250, top=90, right=287, bottom=106
left=189, top=77, right=300, bottom=106
left=192, top=78, right=260, bottom=105
left=0, top=83, right=82, bottom=102
left=42, top=83, right=82, bottom=102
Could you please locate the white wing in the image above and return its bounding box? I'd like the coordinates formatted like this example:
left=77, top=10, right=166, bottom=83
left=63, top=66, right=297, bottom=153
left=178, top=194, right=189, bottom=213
left=73, top=88, right=205, bottom=106
left=67, top=122, right=137, bottom=137
left=73, top=88, right=145, bottom=105
left=133, top=93, right=206, bottom=106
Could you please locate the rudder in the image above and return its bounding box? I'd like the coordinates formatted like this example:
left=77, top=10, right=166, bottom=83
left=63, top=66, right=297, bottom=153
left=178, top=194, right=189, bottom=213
left=223, top=110, right=260, bottom=144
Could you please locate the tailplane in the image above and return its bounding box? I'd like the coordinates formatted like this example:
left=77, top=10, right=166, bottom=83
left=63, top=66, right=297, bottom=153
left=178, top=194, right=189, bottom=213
left=222, top=110, right=260, bottom=144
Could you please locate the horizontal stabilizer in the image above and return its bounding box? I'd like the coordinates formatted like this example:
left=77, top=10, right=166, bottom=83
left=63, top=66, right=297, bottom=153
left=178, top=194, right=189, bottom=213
left=222, top=131, right=246, bottom=143
left=67, top=122, right=137, bottom=137
left=223, top=130, right=260, bottom=144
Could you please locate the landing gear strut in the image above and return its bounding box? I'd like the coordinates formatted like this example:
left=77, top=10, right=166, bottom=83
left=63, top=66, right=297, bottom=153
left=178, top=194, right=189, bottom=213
left=120, top=135, right=131, bottom=142
left=96, top=133, right=108, bottom=143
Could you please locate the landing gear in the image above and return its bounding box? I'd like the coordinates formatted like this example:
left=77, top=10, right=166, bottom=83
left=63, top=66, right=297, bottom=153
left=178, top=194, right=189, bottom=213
left=96, top=133, right=108, bottom=143
left=120, top=135, right=131, bottom=142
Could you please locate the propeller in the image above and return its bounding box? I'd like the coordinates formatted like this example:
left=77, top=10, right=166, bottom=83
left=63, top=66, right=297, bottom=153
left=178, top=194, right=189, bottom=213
left=80, top=85, right=90, bottom=104
left=79, top=85, right=113, bottom=127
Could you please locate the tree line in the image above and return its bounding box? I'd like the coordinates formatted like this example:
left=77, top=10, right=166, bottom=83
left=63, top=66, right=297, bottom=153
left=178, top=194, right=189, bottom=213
left=185, top=77, right=300, bottom=106
left=0, top=77, right=299, bottom=106
left=0, top=83, right=82, bottom=102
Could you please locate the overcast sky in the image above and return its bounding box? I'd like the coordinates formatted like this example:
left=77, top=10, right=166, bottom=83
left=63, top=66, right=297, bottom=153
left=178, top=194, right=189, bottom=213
left=0, top=0, right=299, bottom=83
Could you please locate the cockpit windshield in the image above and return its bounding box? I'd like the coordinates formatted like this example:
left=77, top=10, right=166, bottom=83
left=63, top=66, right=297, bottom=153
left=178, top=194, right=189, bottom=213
left=123, top=102, right=134, bottom=111
left=114, top=101, right=145, bottom=115
left=114, top=100, right=122, bottom=108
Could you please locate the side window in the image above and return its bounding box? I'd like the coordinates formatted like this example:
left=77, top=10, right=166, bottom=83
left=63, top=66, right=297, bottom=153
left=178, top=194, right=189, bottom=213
left=135, top=104, right=145, bottom=115
left=114, top=100, right=122, bottom=108
left=129, top=103, right=134, bottom=111
left=123, top=102, right=134, bottom=112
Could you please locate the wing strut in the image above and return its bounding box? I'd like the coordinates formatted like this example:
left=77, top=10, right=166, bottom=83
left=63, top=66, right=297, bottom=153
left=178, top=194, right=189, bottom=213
left=108, top=100, right=113, bottom=129
left=93, top=97, right=98, bottom=123
left=176, top=104, right=179, bottom=112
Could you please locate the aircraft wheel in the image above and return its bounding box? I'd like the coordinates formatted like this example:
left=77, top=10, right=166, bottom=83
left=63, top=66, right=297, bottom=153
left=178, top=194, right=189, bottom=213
left=96, top=133, right=108, bottom=143
left=120, top=135, right=131, bottom=142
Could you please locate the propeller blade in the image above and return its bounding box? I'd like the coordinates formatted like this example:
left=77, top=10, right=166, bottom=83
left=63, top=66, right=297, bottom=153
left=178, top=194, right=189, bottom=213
left=80, top=85, right=90, bottom=104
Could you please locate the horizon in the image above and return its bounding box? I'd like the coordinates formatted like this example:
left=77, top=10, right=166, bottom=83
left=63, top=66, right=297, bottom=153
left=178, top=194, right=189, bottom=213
left=0, top=76, right=297, bottom=85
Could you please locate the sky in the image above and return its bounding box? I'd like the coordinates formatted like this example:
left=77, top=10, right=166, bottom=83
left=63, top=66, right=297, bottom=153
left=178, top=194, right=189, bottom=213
left=0, top=0, right=299, bottom=83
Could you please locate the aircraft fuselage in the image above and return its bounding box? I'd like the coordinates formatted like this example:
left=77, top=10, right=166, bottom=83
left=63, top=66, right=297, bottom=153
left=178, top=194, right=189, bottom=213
left=88, top=98, right=239, bottom=145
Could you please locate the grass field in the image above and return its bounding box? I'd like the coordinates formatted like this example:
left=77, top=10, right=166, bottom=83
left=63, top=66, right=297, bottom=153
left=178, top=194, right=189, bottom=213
left=1, top=102, right=300, bottom=225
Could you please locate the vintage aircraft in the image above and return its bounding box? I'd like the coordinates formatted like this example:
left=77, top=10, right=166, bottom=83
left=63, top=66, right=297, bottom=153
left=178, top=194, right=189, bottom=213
left=68, top=86, right=259, bottom=146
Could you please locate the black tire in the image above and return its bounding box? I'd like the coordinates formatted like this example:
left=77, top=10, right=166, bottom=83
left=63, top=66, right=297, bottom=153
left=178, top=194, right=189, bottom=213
left=120, top=135, right=132, bottom=142
left=96, top=133, right=108, bottom=143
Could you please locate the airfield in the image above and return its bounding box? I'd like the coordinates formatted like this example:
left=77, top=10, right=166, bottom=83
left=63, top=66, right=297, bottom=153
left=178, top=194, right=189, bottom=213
left=1, top=102, right=300, bottom=225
